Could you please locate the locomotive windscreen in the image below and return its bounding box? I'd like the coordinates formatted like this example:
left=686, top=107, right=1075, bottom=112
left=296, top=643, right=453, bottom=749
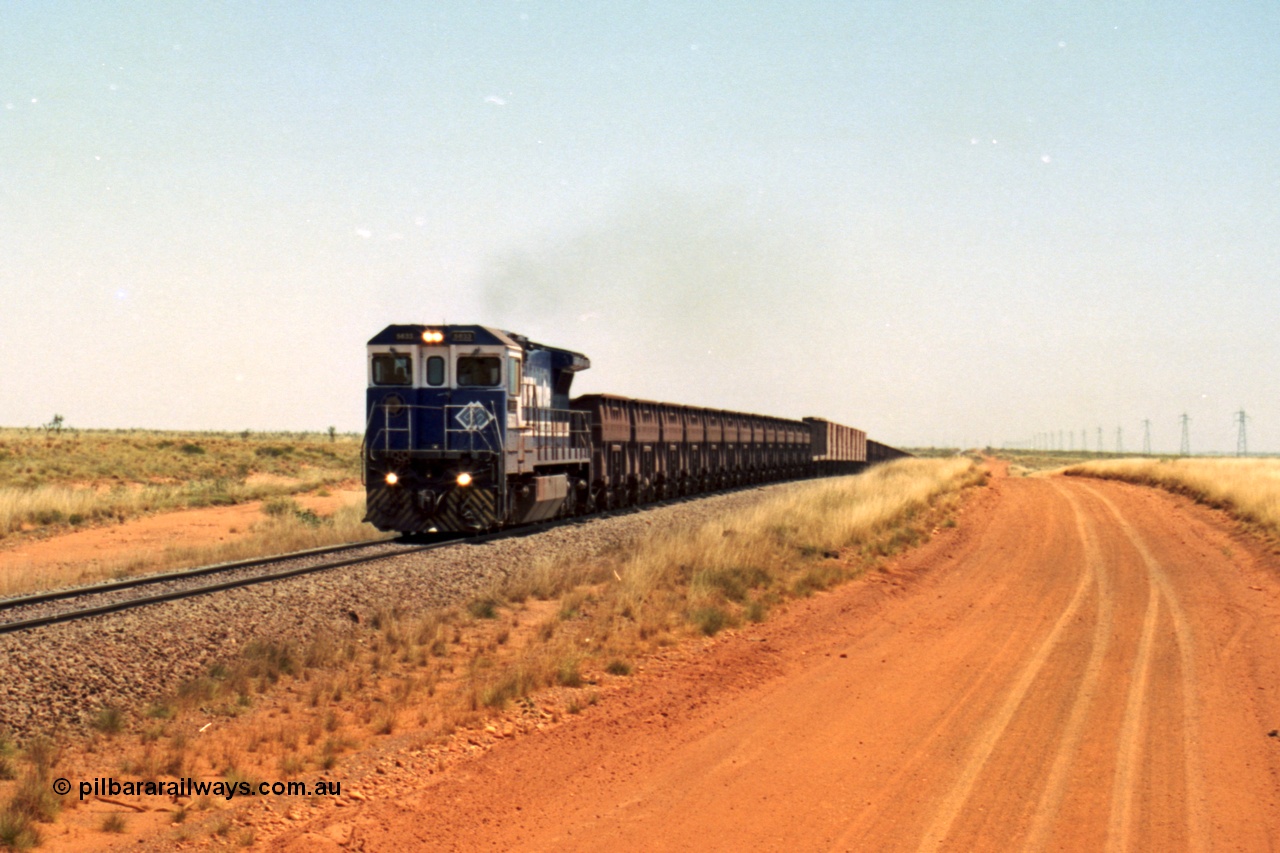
left=457, top=356, right=501, bottom=387
left=371, top=354, right=411, bottom=385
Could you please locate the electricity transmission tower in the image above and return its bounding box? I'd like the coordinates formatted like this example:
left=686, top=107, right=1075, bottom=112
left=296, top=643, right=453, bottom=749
left=1236, top=410, right=1248, bottom=457
left=1142, top=419, right=1151, bottom=455
left=1115, top=426, right=1123, bottom=454
left=1180, top=413, right=1191, bottom=456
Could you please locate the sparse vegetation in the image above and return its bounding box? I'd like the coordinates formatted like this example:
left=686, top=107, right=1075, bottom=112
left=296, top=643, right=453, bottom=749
left=0, top=732, right=16, bottom=781
left=1064, top=456, right=1280, bottom=537
left=0, top=738, right=62, bottom=850
left=0, top=427, right=361, bottom=540
left=993, top=448, right=1135, bottom=476
left=0, top=457, right=982, bottom=847
left=467, top=597, right=500, bottom=620
left=457, top=457, right=981, bottom=712
left=604, top=659, right=632, bottom=676
left=0, top=810, right=39, bottom=850
left=690, top=605, right=733, bottom=635
left=2, top=497, right=386, bottom=598
left=744, top=599, right=768, bottom=623
left=91, top=707, right=125, bottom=736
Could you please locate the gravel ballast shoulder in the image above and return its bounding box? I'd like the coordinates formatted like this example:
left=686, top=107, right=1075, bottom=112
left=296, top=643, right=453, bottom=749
left=0, top=484, right=800, bottom=740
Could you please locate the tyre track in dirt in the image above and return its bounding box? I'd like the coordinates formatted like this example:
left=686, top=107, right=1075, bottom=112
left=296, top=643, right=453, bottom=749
left=914, top=484, right=1097, bottom=851
left=991, top=484, right=1114, bottom=852
left=1079, top=482, right=1208, bottom=852
left=264, top=469, right=1280, bottom=852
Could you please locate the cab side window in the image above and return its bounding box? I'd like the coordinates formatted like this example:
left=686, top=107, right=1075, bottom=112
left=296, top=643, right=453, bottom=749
left=508, top=359, right=521, bottom=396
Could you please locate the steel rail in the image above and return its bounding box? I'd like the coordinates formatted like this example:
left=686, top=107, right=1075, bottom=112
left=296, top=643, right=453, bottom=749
left=0, top=536, right=414, bottom=613
left=0, top=538, right=461, bottom=636
left=0, top=479, right=808, bottom=637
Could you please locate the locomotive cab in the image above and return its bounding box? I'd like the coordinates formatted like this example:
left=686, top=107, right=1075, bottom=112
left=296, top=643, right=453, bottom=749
left=364, top=324, right=590, bottom=533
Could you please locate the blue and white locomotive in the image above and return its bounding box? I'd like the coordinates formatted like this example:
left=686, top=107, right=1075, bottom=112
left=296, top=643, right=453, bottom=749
left=364, top=325, right=592, bottom=533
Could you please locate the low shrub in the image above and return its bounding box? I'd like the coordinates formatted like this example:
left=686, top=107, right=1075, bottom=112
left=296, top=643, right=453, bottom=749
left=690, top=606, right=732, bottom=636
left=466, top=597, right=499, bottom=620
left=91, top=706, right=125, bottom=735
left=604, top=659, right=632, bottom=676
left=0, top=810, right=40, bottom=850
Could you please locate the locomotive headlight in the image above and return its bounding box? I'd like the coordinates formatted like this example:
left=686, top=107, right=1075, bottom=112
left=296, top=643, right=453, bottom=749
left=456, top=472, right=473, bottom=487
left=385, top=472, right=399, bottom=486
left=421, top=330, right=444, bottom=343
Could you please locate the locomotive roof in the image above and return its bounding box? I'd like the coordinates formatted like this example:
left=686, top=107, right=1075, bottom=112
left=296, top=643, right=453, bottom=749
left=368, top=324, right=590, bottom=372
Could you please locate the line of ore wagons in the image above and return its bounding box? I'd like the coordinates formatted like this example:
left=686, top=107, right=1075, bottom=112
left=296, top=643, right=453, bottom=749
left=568, top=392, right=910, bottom=504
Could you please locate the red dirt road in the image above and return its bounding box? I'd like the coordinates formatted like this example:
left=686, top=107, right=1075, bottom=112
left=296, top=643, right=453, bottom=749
left=275, top=471, right=1280, bottom=851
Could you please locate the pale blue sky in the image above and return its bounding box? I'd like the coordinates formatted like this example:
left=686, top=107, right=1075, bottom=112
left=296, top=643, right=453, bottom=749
left=2, top=2, right=1277, bottom=451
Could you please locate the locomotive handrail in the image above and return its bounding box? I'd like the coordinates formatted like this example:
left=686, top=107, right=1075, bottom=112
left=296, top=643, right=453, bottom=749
left=365, top=402, right=448, bottom=458
left=364, top=399, right=427, bottom=456
left=365, top=400, right=591, bottom=464
left=364, top=401, right=505, bottom=456
left=525, top=406, right=591, bottom=462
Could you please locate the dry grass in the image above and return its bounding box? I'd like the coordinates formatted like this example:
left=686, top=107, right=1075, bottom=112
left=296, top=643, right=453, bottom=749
left=0, top=500, right=387, bottom=598
left=465, top=456, right=984, bottom=711
left=1064, top=457, right=1280, bottom=537
left=995, top=449, right=1136, bottom=477
left=0, top=428, right=360, bottom=539
left=3, top=459, right=985, bottom=846
left=0, top=739, right=62, bottom=850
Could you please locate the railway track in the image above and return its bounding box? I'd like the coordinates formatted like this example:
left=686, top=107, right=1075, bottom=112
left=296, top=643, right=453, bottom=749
left=0, top=536, right=460, bottom=636
left=0, top=484, right=789, bottom=637
left=1, top=480, right=803, bottom=739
